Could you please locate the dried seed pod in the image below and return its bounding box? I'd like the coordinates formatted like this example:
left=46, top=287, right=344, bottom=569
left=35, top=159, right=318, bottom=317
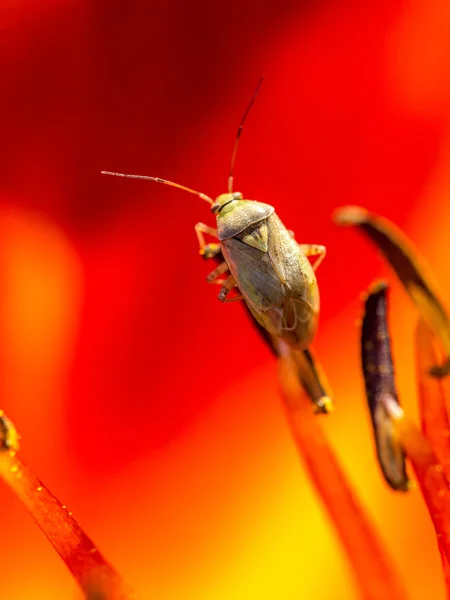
left=361, top=282, right=411, bottom=491
left=335, top=206, right=450, bottom=377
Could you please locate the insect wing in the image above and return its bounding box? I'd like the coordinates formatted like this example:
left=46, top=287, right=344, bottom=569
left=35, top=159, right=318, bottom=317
left=266, top=213, right=319, bottom=347
left=221, top=234, right=284, bottom=312
left=267, top=213, right=318, bottom=311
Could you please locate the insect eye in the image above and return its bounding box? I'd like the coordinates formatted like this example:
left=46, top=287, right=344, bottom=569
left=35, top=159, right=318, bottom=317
left=232, top=192, right=243, bottom=199
left=211, top=203, right=221, bottom=214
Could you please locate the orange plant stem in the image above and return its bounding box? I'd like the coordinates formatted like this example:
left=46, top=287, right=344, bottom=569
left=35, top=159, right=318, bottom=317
left=278, top=353, right=409, bottom=600
left=0, top=449, right=138, bottom=600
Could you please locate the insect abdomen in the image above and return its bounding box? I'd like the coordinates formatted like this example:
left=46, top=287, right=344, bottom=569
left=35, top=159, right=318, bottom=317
left=265, top=212, right=319, bottom=349
left=221, top=212, right=320, bottom=350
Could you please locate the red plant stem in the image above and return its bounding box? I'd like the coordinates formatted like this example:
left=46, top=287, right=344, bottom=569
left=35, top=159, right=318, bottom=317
left=398, top=424, right=450, bottom=560
left=0, top=449, right=138, bottom=600
left=414, top=321, right=450, bottom=596
left=384, top=397, right=450, bottom=565
left=277, top=349, right=409, bottom=600
left=438, top=541, right=450, bottom=599
left=416, top=320, right=450, bottom=477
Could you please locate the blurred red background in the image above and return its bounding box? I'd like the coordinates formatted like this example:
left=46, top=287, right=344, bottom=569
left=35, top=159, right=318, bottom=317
left=2, top=0, right=450, bottom=598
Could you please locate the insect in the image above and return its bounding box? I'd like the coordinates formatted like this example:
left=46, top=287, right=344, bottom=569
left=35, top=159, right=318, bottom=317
left=102, top=77, right=326, bottom=351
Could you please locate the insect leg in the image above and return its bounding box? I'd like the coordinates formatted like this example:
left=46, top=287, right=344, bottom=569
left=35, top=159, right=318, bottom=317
left=195, top=222, right=219, bottom=257
left=202, top=243, right=222, bottom=260
left=206, top=261, right=229, bottom=285
left=298, top=244, right=327, bottom=272
left=218, top=275, right=244, bottom=303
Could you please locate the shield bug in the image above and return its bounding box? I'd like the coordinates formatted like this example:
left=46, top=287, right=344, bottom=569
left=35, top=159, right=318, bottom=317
left=102, top=78, right=326, bottom=351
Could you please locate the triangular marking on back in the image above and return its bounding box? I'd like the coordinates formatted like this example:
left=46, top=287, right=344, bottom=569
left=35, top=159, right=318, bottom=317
left=241, top=224, right=269, bottom=252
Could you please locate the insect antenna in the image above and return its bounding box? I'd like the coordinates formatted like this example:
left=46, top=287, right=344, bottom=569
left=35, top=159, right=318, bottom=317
left=228, top=75, right=265, bottom=194
left=101, top=171, right=214, bottom=205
